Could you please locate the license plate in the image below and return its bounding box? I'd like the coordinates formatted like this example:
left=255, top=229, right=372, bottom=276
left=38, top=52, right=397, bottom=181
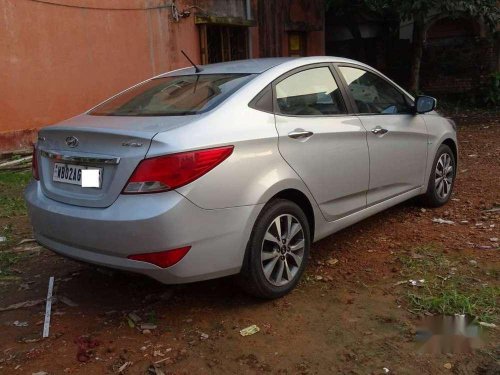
left=52, top=163, right=102, bottom=188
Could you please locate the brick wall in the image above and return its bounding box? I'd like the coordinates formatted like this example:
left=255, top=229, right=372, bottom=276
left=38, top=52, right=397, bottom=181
left=421, top=37, right=497, bottom=95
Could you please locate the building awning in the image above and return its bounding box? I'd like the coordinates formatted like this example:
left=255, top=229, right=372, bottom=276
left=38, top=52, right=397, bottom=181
left=194, top=14, right=256, bottom=27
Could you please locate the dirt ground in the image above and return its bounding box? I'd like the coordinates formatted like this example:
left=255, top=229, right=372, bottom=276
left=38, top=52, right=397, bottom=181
left=0, top=110, right=499, bottom=375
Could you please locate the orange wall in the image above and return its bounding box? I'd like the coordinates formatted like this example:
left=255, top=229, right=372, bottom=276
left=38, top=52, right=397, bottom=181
left=0, top=0, right=324, bottom=151
left=0, top=0, right=201, bottom=150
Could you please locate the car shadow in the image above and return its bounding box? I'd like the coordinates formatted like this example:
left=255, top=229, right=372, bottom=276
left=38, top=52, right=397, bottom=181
left=54, top=198, right=424, bottom=313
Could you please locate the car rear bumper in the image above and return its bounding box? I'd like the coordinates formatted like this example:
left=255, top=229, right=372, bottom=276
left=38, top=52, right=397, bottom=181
left=25, top=181, right=263, bottom=284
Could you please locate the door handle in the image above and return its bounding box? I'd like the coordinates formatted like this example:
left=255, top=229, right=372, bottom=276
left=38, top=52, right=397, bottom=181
left=371, top=126, right=388, bottom=135
left=288, top=130, right=314, bottom=139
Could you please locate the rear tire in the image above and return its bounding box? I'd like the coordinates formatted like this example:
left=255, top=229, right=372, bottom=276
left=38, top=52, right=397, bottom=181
left=239, top=199, right=310, bottom=299
left=419, top=144, right=456, bottom=207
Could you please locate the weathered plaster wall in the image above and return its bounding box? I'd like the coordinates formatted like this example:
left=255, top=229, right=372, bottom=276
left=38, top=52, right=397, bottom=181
left=0, top=0, right=323, bottom=151
left=0, top=0, right=200, bottom=150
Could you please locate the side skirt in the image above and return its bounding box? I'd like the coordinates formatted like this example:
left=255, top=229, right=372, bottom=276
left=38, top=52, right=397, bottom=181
left=313, top=186, right=424, bottom=242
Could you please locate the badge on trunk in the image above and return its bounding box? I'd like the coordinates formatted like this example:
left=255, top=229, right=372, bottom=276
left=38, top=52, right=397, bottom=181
left=65, top=136, right=79, bottom=148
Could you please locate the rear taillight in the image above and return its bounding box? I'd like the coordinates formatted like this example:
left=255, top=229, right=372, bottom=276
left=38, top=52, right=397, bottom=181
left=123, top=146, right=233, bottom=194
left=32, top=145, right=39, bottom=180
left=127, top=246, right=191, bottom=268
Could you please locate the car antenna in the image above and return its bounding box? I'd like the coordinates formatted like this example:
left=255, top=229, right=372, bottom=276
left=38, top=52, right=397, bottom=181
left=181, top=50, right=203, bottom=73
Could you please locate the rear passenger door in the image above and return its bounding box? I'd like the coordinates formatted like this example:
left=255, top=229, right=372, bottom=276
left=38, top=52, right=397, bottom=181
left=336, top=65, right=428, bottom=205
left=273, top=64, right=370, bottom=221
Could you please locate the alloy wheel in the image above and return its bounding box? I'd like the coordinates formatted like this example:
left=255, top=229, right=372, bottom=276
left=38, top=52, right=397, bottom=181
left=435, top=153, right=454, bottom=199
left=260, top=214, right=305, bottom=286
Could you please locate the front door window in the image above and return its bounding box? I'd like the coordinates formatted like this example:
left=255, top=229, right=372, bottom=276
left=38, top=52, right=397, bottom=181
left=339, top=66, right=412, bottom=114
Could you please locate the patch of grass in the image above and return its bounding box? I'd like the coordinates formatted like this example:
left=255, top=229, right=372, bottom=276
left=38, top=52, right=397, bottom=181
left=0, top=196, right=27, bottom=218
left=485, top=267, right=500, bottom=279
left=0, top=170, right=31, bottom=218
left=398, top=244, right=499, bottom=322
left=408, top=284, right=499, bottom=322
left=398, top=244, right=449, bottom=275
left=0, top=251, right=26, bottom=276
left=0, top=170, right=32, bottom=187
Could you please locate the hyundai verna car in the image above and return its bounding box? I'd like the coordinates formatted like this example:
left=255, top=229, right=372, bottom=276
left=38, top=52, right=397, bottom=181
left=26, top=57, right=457, bottom=298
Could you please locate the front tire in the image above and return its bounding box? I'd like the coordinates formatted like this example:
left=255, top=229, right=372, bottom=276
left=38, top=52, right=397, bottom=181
left=419, top=144, right=456, bottom=207
left=239, top=199, right=310, bottom=299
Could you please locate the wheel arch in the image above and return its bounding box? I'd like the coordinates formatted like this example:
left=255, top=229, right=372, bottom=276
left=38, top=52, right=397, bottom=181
left=240, top=187, right=317, bottom=283
left=441, top=138, right=458, bottom=174
left=270, top=189, right=316, bottom=242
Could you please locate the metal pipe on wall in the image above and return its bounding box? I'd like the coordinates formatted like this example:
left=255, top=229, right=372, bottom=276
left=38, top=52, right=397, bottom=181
left=246, top=0, right=253, bottom=58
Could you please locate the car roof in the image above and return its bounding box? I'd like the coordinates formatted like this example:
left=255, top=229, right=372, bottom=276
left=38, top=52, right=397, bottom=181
left=162, top=56, right=363, bottom=76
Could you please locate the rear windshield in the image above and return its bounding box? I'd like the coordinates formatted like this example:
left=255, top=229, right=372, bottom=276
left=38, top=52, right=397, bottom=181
left=89, top=74, right=256, bottom=116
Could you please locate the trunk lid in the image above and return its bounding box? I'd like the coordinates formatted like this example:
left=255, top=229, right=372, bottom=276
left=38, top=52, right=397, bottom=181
left=37, top=114, right=197, bottom=208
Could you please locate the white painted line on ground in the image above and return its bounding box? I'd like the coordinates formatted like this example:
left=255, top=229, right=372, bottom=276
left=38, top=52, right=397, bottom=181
left=42, top=276, right=54, bottom=338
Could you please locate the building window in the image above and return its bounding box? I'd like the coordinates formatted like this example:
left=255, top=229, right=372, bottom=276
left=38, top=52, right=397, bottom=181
left=199, top=25, right=249, bottom=64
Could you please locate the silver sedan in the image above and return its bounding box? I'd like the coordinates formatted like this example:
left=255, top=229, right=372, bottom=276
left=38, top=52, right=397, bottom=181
left=26, top=57, right=457, bottom=298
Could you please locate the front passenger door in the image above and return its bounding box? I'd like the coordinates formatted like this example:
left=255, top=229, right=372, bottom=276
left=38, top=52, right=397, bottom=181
left=337, top=65, right=428, bottom=205
left=274, top=65, right=369, bottom=221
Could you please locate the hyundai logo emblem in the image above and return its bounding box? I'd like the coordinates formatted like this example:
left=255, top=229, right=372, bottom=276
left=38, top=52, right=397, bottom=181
left=65, top=136, right=79, bottom=148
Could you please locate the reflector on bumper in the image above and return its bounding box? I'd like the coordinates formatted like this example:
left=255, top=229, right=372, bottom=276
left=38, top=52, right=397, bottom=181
left=127, top=246, right=191, bottom=268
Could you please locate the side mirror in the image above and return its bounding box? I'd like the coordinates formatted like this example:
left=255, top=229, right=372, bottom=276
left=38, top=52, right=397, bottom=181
left=415, top=95, right=437, bottom=114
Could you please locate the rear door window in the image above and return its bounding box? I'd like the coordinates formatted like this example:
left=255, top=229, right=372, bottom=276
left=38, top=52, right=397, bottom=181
left=275, top=67, right=346, bottom=116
